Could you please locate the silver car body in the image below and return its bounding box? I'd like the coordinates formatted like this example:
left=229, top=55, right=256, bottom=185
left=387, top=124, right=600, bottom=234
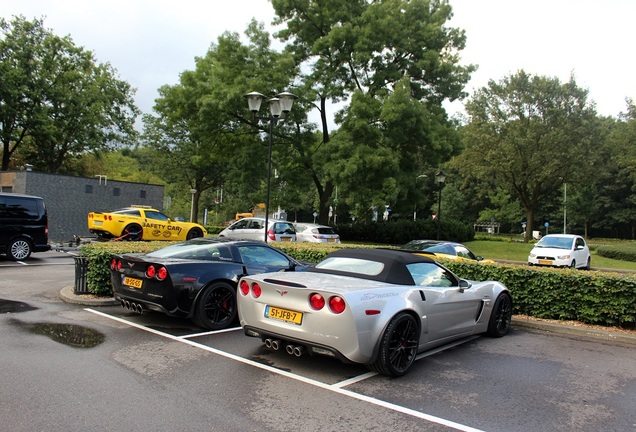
left=219, top=217, right=296, bottom=242
left=294, top=223, right=340, bottom=243
left=528, top=234, right=590, bottom=269
left=238, top=249, right=510, bottom=370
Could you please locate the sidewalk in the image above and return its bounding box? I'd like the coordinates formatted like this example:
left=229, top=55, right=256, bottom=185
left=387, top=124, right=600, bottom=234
left=58, top=285, right=636, bottom=346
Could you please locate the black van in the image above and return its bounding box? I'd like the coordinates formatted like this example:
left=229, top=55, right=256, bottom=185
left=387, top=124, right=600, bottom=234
left=0, top=193, right=50, bottom=260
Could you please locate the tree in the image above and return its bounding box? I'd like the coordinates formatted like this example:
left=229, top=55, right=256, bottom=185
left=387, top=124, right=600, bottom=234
left=0, top=16, right=139, bottom=173
left=142, top=22, right=298, bottom=222
left=458, top=71, right=599, bottom=242
left=271, top=0, right=474, bottom=222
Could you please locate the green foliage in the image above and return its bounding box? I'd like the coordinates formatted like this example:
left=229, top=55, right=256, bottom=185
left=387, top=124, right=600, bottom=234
left=443, top=260, right=636, bottom=328
left=80, top=241, right=171, bottom=295
left=0, top=16, right=139, bottom=173
left=335, top=218, right=474, bottom=244
left=596, top=243, right=636, bottom=262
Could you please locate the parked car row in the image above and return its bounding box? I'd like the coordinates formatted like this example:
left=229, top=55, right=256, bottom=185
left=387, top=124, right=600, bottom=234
left=218, top=217, right=340, bottom=244
left=110, top=238, right=513, bottom=377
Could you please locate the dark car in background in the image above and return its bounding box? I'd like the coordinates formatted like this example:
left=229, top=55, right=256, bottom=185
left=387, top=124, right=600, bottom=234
left=110, top=238, right=307, bottom=330
left=0, top=193, right=50, bottom=260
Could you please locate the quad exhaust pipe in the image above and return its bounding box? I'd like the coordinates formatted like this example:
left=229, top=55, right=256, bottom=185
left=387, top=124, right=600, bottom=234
left=120, top=299, right=145, bottom=314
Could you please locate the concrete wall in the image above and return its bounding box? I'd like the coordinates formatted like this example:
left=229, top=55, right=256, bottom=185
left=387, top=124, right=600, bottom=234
left=0, top=171, right=164, bottom=242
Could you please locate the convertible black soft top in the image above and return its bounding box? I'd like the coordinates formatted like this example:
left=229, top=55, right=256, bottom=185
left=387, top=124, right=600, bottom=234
left=307, top=248, right=435, bottom=285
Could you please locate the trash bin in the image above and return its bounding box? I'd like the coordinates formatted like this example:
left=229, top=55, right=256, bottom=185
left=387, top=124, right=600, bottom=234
left=73, top=256, right=89, bottom=295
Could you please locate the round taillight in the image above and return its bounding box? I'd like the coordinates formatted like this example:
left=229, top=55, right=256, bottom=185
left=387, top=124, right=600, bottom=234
left=309, top=293, right=325, bottom=310
left=329, top=296, right=346, bottom=314
left=239, top=280, right=250, bottom=296
left=156, top=266, right=168, bottom=281
left=110, top=258, right=117, bottom=270
left=251, top=283, right=262, bottom=298
left=145, top=265, right=156, bottom=278
left=116, top=260, right=122, bottom=271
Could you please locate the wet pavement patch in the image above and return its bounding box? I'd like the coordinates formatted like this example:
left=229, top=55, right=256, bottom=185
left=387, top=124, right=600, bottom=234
left=0, top=299, right=38, bottom=313
left=10, top=319, right=105, bottom=348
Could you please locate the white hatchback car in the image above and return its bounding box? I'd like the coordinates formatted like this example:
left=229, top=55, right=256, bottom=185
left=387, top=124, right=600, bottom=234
left=219, top=217, right=296, bottom=242
left=528, top=234, right=591, bottom=269
left=294, top=223, right=340, bottom=243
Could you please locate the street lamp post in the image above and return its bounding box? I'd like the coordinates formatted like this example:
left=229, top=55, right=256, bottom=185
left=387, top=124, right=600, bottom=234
left=189, top=189, right=197, bottom=222
left=414, top=174, right=427, bottom=221
left=435, top=171, right=446, bottom=239
left=563, top=182, right=567, bottom=234
left=245, top=91, right=296, bottom=242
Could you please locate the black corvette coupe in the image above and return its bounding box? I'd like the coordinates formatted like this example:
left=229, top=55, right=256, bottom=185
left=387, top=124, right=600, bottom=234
left=110, top=238, right=306, bottom=330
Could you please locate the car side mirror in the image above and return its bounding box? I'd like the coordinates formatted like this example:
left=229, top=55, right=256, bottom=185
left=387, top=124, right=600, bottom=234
left=476, top=256, right=484, bottom=261
left=458, top=279, right=472, bottom=293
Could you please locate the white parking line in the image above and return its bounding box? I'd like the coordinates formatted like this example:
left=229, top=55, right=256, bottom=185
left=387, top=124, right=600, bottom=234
left=86, top=308, right=484, bottom=432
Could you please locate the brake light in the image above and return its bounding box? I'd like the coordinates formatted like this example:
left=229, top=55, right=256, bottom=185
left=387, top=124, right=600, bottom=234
left=267, top=229, right=276, bottom=241
left=146, top=265, right=156, bottom=278
left=156, top=266, right=168, bottom=281
left=116, top=260, right=122, bottom=271
left=110, top=258, right=117, bottom=270
left=309, top=293, right=325, bottom=310
left=239, top=280, right=249, bottom=296
left=329, top=296, right=346, bottom=314
left=251, top=283, right=262, bottom=298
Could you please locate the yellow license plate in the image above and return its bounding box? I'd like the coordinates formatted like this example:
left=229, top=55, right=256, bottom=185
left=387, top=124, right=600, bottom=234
left=538, top=259, right=553, bottom=265
left=265, top=305, right=303, bottom=325
left=123, top=277, right=143, bottom=289
left=281, top=237, right=291, bottom=242
left=327, top=238, right=335, bottom=242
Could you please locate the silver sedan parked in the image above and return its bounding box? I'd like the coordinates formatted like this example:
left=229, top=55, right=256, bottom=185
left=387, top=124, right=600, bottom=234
left=238, top=248, right=512, bottom=377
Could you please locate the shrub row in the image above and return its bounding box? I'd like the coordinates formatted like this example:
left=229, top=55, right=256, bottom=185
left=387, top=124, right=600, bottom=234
left=595, top=242, right=636, bottom=262
left=334, top=218, right=474, bottom=244
left=80, top=240, right=636, bottom=329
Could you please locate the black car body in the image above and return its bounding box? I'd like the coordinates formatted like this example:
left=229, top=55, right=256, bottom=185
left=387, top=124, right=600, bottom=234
left=0, top=192, right=50, bottom=260
left=110, top=238, right=306, bottom=329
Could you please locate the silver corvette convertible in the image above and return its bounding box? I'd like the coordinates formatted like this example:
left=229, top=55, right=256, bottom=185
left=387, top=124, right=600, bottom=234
left=238, top=248, right=512, bottom=377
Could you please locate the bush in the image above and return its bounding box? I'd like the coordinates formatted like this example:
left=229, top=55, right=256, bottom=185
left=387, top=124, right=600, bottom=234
left=335, top=218, right=474, bottom=244
left=596, top=242, right=636, bottom=262
left=442, top=260, right=636, bottom=329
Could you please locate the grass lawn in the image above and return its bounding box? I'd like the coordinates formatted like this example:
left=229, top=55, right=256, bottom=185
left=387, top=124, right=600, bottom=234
left=465, top=240, right=636, bottom=271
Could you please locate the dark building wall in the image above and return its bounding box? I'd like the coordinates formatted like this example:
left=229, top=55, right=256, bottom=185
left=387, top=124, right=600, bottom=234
left=0, top=171, right=164, bottom=242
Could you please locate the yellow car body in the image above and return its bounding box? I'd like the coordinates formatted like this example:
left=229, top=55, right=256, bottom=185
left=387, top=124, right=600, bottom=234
left=88, top=206, right=206, bottom=241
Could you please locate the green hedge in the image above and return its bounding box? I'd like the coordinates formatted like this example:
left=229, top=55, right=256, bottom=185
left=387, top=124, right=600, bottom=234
left=79, top=241, right=636, bottom=329
left=441, top=260, right=636, bottom=328
left=596, top=242, right=636, bottom=262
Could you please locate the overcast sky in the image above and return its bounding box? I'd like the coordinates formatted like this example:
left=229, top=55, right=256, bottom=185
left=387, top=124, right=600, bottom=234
left=3, top=0, right=635, bottom=124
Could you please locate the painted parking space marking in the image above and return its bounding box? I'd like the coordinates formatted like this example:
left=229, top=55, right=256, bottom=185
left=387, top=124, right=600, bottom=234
left=86, top=308, right=484, bottom=432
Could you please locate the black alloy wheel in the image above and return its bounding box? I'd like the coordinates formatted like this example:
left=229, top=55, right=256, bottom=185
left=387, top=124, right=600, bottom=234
left=123, top=224, right=143, bottom=241
left=186, top=227, right=204, bottom=240
left=368, top=312, right=419, bottom=377
left=193, top=282, right=237, bottom=330
left=487, top=293, right=513, bottom=337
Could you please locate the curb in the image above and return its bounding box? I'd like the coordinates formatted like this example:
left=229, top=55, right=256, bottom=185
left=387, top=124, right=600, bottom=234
left=59, top=285, right=119, bottom=306
left=512, top=317, right=636, bottom=346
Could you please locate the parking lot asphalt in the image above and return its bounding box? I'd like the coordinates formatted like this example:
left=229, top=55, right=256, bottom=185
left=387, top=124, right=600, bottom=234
left=59, top=284, right=636, bottom=347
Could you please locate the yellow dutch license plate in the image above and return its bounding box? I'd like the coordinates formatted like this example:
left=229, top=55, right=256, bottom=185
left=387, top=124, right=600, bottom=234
left=327, top=238, right=335, bottom=242
left=123, top=277, right=143, bottom=289
left=538, top=259, right=553, bottom=265
left=281, top=237, right=291, bottom=242
left=265, top=305, right=303, bottom=325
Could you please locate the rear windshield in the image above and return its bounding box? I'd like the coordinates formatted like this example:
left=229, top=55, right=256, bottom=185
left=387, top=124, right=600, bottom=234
left=146, top=241, right=233, bottom=261
left=315, top=257, right=384, bottom=276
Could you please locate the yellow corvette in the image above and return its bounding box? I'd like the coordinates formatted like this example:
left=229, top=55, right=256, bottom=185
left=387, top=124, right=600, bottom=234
left=88, top=206, right=206, bottom=241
